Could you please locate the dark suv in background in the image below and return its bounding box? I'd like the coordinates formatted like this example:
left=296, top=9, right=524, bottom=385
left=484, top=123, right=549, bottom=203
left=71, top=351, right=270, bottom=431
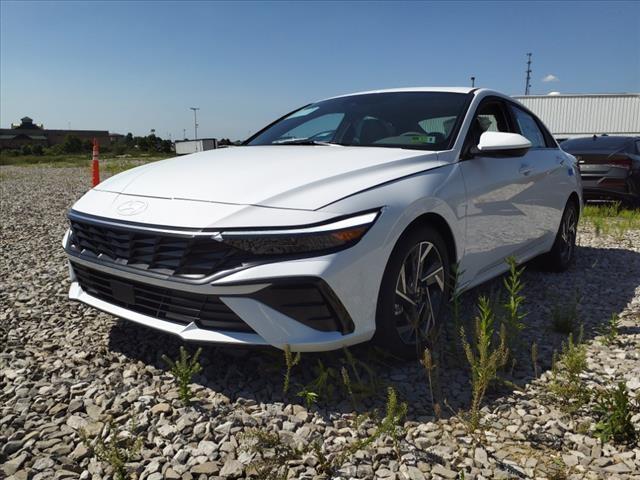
left=561, top=135, right=640, bottom=206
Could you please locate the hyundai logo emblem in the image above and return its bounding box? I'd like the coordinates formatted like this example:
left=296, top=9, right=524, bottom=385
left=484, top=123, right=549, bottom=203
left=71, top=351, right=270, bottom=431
left=117, top=200, right=148, bottom=216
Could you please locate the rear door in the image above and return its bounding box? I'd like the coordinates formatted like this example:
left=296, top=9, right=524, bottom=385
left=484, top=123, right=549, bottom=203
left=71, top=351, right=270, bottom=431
left=508, top=103, right=566, bottom=245
left=458, top=98, right=535, bottom=284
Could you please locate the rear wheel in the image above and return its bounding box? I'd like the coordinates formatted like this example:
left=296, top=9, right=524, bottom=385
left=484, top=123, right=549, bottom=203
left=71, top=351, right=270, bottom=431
left=541, top=200, right=578, bottom=272
left=374, top=226, right=451, bottom=359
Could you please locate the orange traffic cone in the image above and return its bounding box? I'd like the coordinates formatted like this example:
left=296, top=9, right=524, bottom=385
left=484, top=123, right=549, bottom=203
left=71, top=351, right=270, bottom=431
left=91, top=138, right=100, bottom=187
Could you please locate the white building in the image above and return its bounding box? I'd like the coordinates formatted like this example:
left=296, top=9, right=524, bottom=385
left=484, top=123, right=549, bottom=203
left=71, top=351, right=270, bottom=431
left=513, top=93, right=640, bottom=140
left=174, top=138, right=218, bottom=155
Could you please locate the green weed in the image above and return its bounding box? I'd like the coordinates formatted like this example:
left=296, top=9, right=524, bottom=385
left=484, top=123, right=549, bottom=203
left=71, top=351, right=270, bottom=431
left=422, top=347, right=441, bottom=417
left=501, top=257, right=526, bottom=356
left=460, top=295, right=508, bottom=430
left=282, top=344, right=301, bottom=395
left=548, top=330, right=590, bottom=413
left=598, top=313, right=620, bottom=346
left=241, top=386, right=407, bottom=477
left=594, top=382, right=638, bottom=446
left=81, top=419, right=142, bottom=480
left=531, top=341, right=539, bottom=378
left=161, top=346, right=202, bottom=405
left=551, top=291, right=580, bottom=335
left=239, top=428, right=303, bottom=480
left=296, top=387, right=319, bottom=410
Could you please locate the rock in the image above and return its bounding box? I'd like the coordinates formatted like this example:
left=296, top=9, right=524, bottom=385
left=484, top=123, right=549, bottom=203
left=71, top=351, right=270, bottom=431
left=151, top=403, right=172, bottom=415
left=54, top=470, right=79, bottom=479
left=191, top=462, right=219, bottom=475
left=474, top=448, right=488, bottom=467
left=2, top=440, right=23, bottom=456
left=432, top=465, right=458, bottom=479
left=2, top=453, right=28, bottom=476
left=65, top=415, right=87, bottom=431
left=84, top=402, right=103, bottom=421
left=10, top=470, right=30, bottom=480
left=32, top=456, right=55, bottom=471
left=70, top=443, right=89, bottom=461
left=195, top=440, right=216, bottom=457
left=219, top=459, right=243, bottom=478
left=602, top=463, right=632, bottom=474
left=83, top=421, right=103, bottom=437
left=402, top=465, right=426, bottom=480
left=165, top=468, right=181, bottom=480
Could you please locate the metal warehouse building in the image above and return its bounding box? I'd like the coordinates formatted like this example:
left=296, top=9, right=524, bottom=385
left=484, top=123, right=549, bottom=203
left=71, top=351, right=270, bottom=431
left=513, top=93, right=640, bottom=141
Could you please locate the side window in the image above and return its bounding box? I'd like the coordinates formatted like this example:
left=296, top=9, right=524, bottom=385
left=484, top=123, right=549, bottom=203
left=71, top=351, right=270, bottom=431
left=510, top=106, right=546, bottom=148
left=465, top=100, right=513, bottom=152
left=635, top=140, right=640, bottom=154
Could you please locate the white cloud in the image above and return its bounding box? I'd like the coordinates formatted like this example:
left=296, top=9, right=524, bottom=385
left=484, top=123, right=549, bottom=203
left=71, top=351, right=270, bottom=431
left=542, top=74, right=559, bottom=83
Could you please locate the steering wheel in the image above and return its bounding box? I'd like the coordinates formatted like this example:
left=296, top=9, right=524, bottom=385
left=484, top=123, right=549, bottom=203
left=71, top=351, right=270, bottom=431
left=400, top=132, right=426, bottom=136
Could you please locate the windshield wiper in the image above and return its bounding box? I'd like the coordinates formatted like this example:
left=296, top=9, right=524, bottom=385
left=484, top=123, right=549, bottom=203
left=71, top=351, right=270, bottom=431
left=272, top=138, right=340, bottom=146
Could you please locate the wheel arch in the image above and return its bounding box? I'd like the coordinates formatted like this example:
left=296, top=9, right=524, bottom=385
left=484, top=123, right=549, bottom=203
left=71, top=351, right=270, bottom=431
left=568, top=191, right=581, bottom=219
left=400, top=212, right=457, bottom=267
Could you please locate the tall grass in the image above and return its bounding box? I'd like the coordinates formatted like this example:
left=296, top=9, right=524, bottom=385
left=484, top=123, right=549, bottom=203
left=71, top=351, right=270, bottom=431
left=581, top=202, right=640, bottom=235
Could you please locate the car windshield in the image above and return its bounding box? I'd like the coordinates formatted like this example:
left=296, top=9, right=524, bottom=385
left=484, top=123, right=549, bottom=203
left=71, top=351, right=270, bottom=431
left=246, top=92, right=471, bottom=150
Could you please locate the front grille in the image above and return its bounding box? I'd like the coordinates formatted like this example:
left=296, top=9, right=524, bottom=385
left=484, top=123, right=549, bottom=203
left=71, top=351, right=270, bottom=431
left=72, top=262, right=254, bottom=332
left=68, top=216, right=249, bottom=279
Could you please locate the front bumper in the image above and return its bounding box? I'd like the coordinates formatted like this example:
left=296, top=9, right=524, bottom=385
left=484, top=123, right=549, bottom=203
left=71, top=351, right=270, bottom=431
left=67, top=254, right=369, bottom=352
left=62, top=194, right=401, bottom=351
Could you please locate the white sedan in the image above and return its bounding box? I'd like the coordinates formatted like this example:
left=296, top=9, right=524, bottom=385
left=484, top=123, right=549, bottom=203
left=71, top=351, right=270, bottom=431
left=63, top=87, right=581, bottom=357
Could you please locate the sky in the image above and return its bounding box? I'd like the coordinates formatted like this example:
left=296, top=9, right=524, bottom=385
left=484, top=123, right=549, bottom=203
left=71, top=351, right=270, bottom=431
left=1, top=1, right=639, bottom=140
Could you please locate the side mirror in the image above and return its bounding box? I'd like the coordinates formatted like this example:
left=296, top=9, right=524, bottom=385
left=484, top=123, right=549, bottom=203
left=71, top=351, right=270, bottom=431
left=476, top=132, right=532, bottom=157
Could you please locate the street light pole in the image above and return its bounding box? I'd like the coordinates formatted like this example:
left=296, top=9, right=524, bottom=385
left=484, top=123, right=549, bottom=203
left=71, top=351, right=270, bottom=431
left=190, top=107, right=200, bottom=140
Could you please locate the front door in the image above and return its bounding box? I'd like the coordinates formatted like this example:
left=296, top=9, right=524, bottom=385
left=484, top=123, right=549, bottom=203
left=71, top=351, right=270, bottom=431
left=458, top=99, right=537, bottom=285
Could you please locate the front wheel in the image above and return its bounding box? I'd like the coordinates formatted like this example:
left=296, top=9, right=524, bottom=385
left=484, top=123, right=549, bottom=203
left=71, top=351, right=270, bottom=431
left=541, top=200, right=579, bottom=272
left=374, top=226, right=451, bottom=359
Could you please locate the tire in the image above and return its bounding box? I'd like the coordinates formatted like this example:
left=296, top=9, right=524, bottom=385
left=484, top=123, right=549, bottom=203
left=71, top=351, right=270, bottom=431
left=373, top=225, right=451, bottom=359
left=540, top=199, right=579, bottom=272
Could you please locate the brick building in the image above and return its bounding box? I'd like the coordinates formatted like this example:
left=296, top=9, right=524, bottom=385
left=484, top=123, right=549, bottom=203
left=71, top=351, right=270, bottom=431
left=0, top=116, right=111, bottom=150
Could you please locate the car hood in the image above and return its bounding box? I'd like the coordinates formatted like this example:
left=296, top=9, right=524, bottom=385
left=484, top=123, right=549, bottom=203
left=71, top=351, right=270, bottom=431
left=96, top=145, right=446, bottom=211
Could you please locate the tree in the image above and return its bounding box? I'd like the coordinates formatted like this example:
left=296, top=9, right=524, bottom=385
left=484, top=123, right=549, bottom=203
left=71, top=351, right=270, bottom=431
left=61, top=135, right=83, bottom=153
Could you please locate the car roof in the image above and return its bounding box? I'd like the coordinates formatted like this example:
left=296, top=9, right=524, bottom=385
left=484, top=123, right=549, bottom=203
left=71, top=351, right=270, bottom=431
left=323, top=86, right=475, bottom=100
left=561, top=135, right=638, bottom=151
left=321, top=87, right=513, bottom=103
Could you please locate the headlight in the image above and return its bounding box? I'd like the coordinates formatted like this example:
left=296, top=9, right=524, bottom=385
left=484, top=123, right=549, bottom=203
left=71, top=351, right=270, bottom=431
left=219, top=210, right=380, bottom=255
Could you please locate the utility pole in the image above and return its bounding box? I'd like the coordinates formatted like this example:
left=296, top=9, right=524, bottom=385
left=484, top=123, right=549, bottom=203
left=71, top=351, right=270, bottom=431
left=525, top=53, right=532, bottom=95
left=470, top=76, right=476, bottom=87
left=190, top=107, right=200, bottom=140
left=183, top=129, right=186, bottom=140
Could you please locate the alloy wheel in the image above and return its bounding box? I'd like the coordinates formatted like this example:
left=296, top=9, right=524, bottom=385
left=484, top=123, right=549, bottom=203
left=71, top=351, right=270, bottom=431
left=393, top=241, right=445, bottom=344
left=560, top=207, right=577, bottom=263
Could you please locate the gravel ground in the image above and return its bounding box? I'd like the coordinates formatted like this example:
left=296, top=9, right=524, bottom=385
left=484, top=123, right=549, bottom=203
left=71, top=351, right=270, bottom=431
left=1, top=166, right=639, bottom=480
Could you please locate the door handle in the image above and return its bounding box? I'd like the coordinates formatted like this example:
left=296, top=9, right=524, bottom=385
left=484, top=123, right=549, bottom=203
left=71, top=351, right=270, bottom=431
left=519, top=164, right=533, bottom=176
left=556, top=156, right=566, bottom=166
